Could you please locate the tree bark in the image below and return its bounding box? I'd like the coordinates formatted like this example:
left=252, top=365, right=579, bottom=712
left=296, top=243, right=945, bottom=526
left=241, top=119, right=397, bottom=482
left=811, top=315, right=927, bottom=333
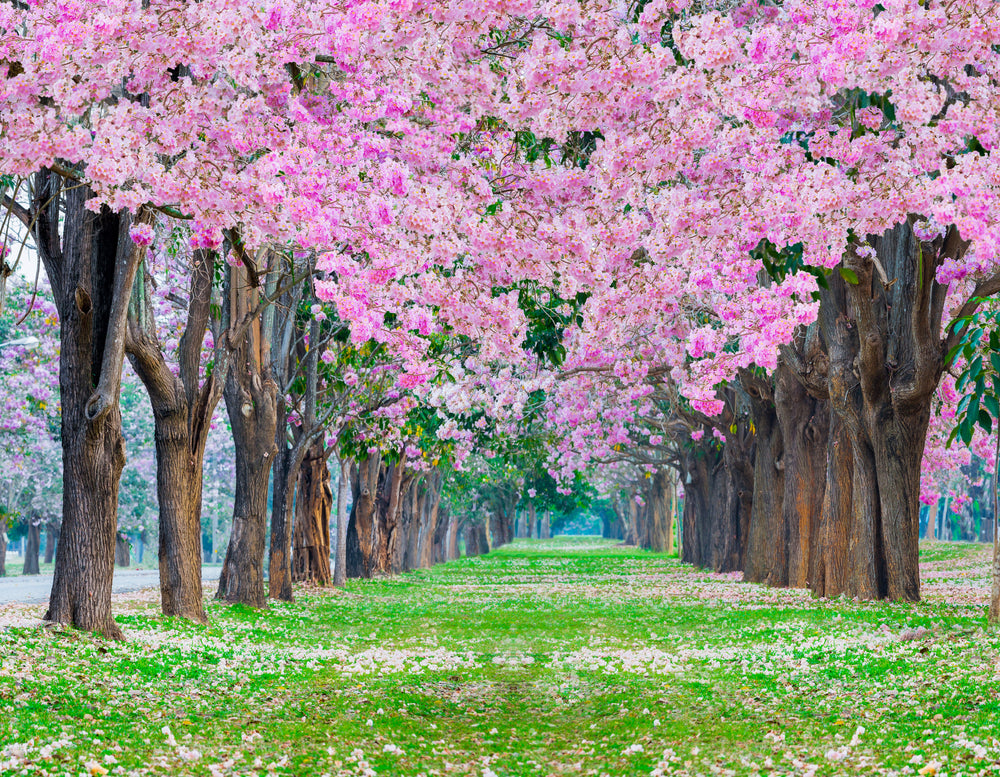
left=346, top=456, right=409, bottom=578
left=36, top=177, right=154, bottom=639
left=679, top=424, right=753, bottom=574
left=333, top=459, right=350, bottom=586
left=805, top=225, right=947, bottom=601
left=292, top=443, right=333, bottom=585
left=775, top=368, right=829, bottom=589
left=742, top=372, right=787, bottom=586
left=268, top=404, right=295, bottom=602
left=417, top=470, right=444, bottom=569
left=23, top=521, right=41, bottom=575
left=44, top=521, right=59, bottom=565
left=218, top=264, right=278, bottom=608
left=115, top=532, right=130, bottom=568
left=540, top=512, right=551, bottom=540
left=127, top=250, right=221, bottom=623
left=0, top=515, right=6, bottom=577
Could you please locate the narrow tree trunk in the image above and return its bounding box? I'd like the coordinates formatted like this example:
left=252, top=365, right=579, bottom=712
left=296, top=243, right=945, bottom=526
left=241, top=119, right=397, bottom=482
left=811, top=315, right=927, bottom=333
left=990, top=427, right=1000, bottom=625
left=115, top=532, right=130, bottom=567
left=219, top=381, right=277, bottom=606
left=0, top=515, right=6, bottom=577
left=127, top=251, right=220, bottom=624
left=293, top=444, right=333, bottom=585
left=418, top=471, right=443, bottom=569
left=23, top=522, right=41, bottom=575
left=44, top=522, right=59, bottom=565
left=268, top=407, right=295, bottom=601
left=333, top=459, right=350, bottom=586
left=218, top=262, right=278, bottom=607
left=541, top=512, right=551, bottom=540
left=446, top=512, right=458, bottom=560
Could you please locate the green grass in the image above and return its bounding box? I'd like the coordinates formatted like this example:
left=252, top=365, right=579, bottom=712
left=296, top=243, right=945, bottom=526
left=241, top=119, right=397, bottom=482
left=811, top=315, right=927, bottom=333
left=1, top=537, right=998, bottom=776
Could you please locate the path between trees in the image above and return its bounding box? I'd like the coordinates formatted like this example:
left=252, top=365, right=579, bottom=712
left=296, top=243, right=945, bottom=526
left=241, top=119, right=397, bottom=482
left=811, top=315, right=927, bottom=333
left=1, top=537, right=997, bottom=775
left=0, top=566, right=223, bottom=605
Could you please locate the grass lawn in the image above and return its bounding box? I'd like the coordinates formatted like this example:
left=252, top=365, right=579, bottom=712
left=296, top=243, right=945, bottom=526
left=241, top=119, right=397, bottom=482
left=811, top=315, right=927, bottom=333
left=1, top=537, right=998, bottom=776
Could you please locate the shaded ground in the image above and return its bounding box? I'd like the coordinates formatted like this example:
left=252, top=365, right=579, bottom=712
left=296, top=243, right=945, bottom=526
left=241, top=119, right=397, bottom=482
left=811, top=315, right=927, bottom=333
left=0, top=538, right=998, bottom=776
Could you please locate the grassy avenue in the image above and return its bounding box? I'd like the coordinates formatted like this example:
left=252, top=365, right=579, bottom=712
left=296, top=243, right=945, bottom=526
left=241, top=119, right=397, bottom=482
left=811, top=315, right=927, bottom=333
left=1, top=538, right=998, bottom=776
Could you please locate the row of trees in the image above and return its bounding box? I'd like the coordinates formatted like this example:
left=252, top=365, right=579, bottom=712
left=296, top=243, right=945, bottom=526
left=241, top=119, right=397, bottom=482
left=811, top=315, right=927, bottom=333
left=1, top=0, right=999, bottom=635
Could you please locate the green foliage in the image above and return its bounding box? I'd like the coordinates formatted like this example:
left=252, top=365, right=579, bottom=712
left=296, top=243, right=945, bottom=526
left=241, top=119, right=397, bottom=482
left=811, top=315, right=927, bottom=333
left=751, top=238, right=828, bottom=300
left=947, top=299, right=1000, bottom=447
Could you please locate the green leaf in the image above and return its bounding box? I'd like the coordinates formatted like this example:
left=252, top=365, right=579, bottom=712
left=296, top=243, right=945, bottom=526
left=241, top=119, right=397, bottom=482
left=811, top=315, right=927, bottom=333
left=839, top=267, right=859, bottom=285
left=984, top=393, right=1000, bottom=420
left=960, top=413, right=975, bottom=446
left=979, top=408, right=993, bottom=434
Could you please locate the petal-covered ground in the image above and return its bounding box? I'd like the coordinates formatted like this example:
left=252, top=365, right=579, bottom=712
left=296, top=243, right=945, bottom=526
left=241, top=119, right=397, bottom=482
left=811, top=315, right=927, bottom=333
left=1, top=538, right=999, bottom=776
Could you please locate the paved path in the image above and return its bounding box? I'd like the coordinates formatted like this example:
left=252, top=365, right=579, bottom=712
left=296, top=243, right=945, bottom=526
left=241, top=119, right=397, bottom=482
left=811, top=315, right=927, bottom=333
left=0, top=566, right=222, bottom=605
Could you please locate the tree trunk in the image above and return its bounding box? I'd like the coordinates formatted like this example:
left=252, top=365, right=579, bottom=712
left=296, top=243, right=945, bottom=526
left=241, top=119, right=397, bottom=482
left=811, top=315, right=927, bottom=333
left=115, top=532, right=130, bottom=567
left=403, top=479, right=424, bottom=572
left=127, top=252, right=221, bottom=623
left=268, top=406, right=295, bottom=601
left=679, top=426, right=753, bottom=574
left=418, top=471, right=444, bottom=569
left=541, top=512, right=551, bottom=540
left=446, top=512, right=459, bottom=560
left=44, top=522, right=59, bottom=565
left=742, top=372, right=787, bottom=586
left=0, top=515, right=6, bottom=577
left=776, top=368, right=829, bottom=589
left=347, top=456, right=408, bottom=578
left=333, top=459, right=350, bottom=586
left=989, top=430, right=999, bottom=626
left=23, top=521, right=41, bottom=575
left=640, top=471, right=673, bottom=552
left=218, top=262, right=278, bottom=608
left=293, top=443, right=333, bottom=585
left=805, top=223, right=950, bottom=602
left=39, top=180, right=153, bottom=639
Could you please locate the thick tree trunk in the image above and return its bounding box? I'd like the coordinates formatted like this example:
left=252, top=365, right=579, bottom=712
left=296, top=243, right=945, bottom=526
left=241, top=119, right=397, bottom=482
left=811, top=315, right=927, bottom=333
left=347, top=456, right=407, bottom=578
left=151, top=412, right=208, bottom=619
left=293, top=444, right=333, bottom=585
left=346, top=456, right=379, bottom=578
left=540, top=512, right=551, bottom=540
left=219, top=379, right=278, bottom=606
left=39, top=183, right=152, bottom=639
left=680, top=430, right=753, bottom=574
left=742, top=373, right=787, bottom=586
left=470, top=523, right=491, bottom=555
left=640, top=471, right=674, bottom=552
left=23, top=522, right=41, bottom=575
left=776, top=369, right=829, bottom=589
left=800, top=222, right=969, bottom=602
